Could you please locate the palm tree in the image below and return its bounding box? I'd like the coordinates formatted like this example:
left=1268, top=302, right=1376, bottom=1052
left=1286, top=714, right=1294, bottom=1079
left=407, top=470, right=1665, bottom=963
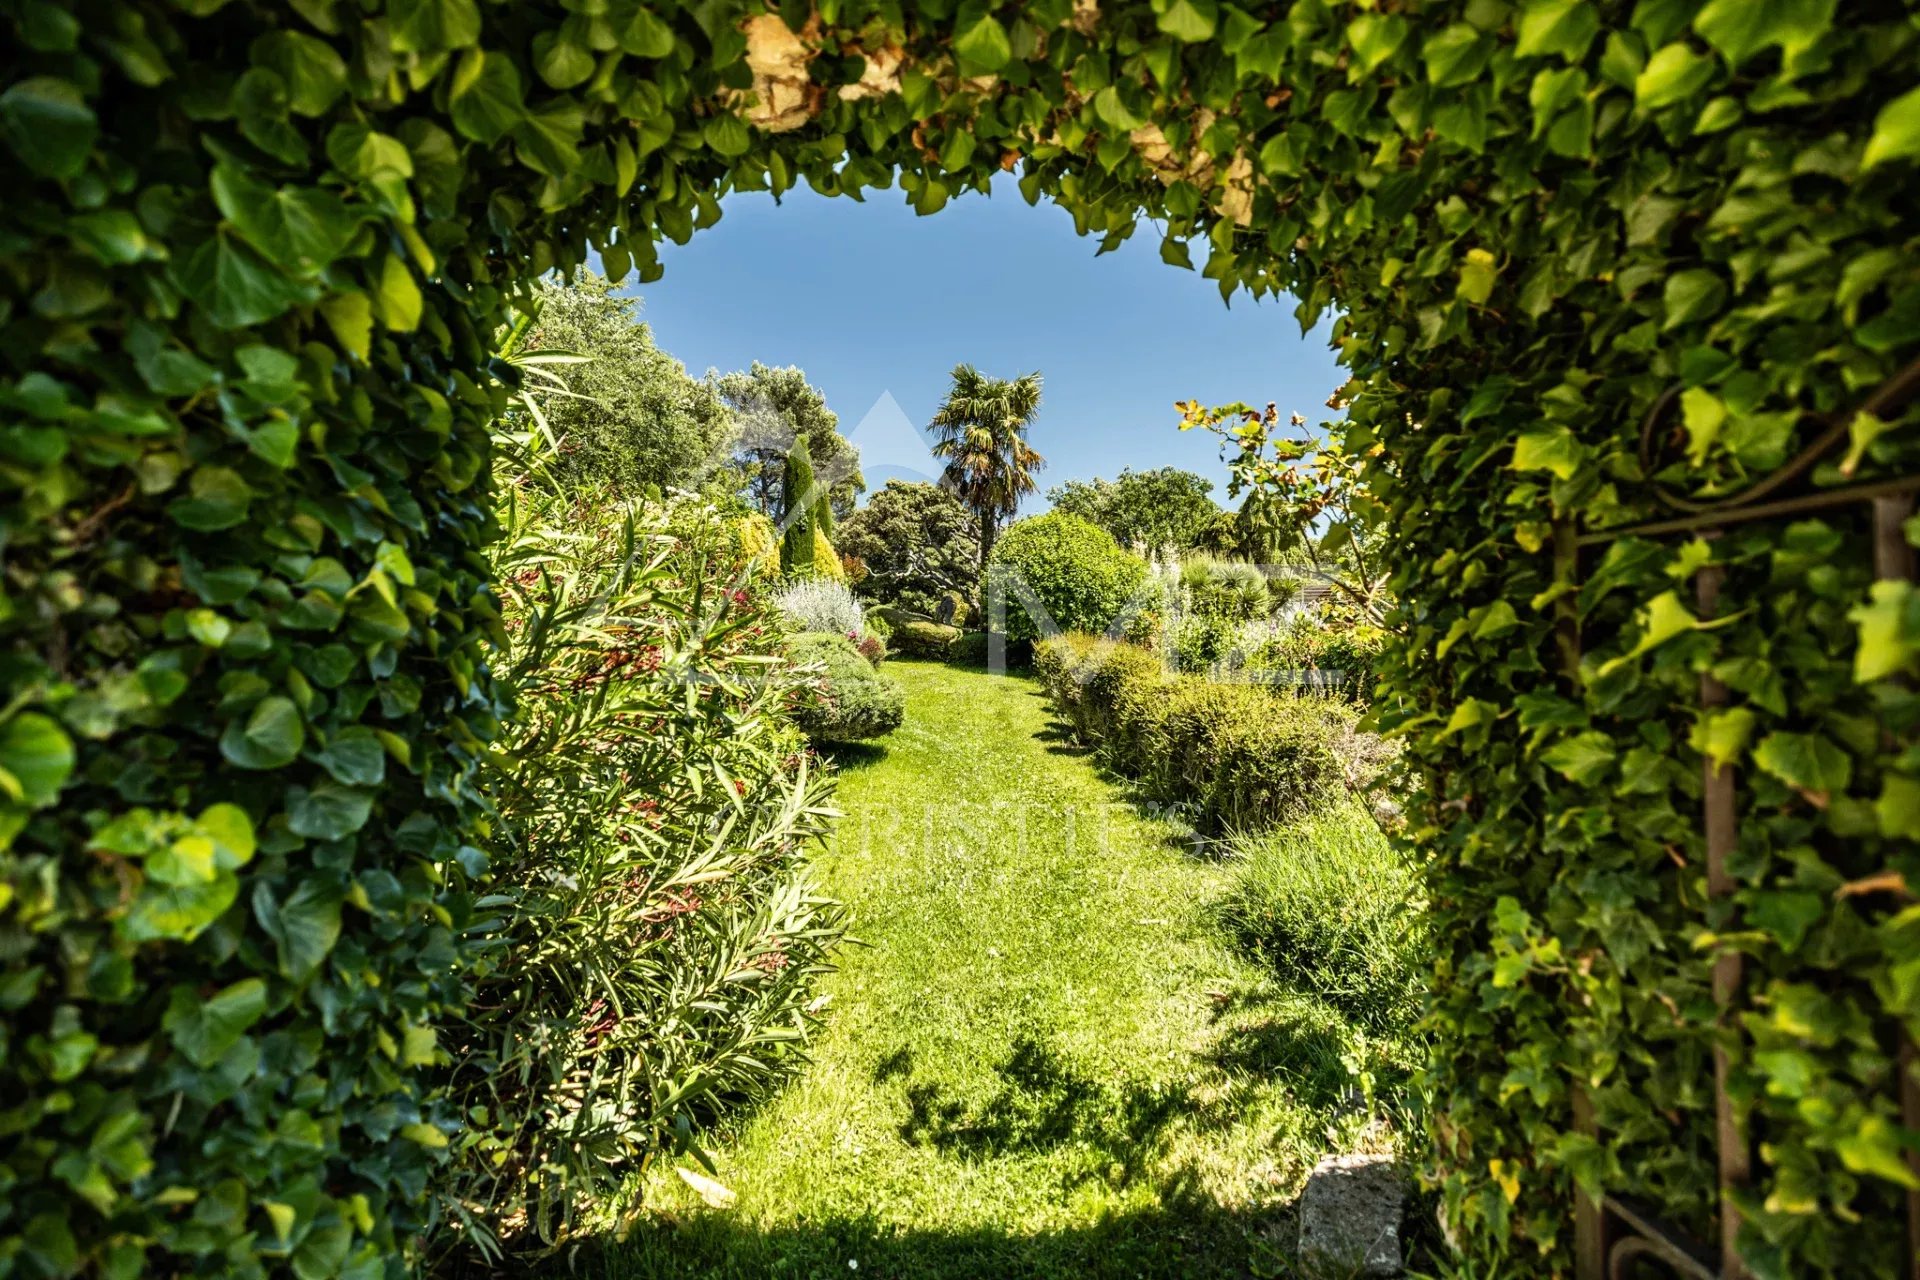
left=927, top=365, right=1047, bottom=575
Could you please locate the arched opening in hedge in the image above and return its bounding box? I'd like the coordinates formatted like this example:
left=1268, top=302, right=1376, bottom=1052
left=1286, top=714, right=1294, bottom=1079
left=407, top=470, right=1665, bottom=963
left=5, top=1, right=1919, bottom=1275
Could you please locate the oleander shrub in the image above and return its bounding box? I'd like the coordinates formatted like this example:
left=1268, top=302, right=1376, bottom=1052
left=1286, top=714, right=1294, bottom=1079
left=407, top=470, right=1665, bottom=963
left=987, top=513, right=1149, bottom=644
left=891, top=620, right=960, bottom=659
left=445, top=475, right=848, bottom=1260
left=774, top=577, right=864, bottom=637
left=1215, top=801, right=1424, bottom=1031
left=786, top=633, right=905, bottom=743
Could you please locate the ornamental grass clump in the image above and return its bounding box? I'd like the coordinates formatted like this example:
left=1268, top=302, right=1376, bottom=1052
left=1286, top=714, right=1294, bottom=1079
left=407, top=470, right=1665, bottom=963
left=447, top=466, right=849, bottom=1262
left=1215, top=801, right=1425, bottom=1032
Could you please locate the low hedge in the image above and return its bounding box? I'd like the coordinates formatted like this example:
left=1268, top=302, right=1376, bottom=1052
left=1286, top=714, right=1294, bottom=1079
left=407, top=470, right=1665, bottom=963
left=891, top=620, right=960, bottom=659
left=946, top=631, right=990, bottom=667
left=1035, top=633, right=1343, bottom=834
left=788, top=633, right=905, bottom=741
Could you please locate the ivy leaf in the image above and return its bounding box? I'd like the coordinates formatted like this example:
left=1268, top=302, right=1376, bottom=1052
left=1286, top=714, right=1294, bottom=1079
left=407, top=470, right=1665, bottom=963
left=1849, top=580, right=1920, bottom=682
left=1690, top=706, right=1756, bottom=769
left=533, top=30, right=596, bottom=90
left=220, top=696, right=306, bottom=770
left=701, top=113, right=751, bottom=159
left=250, top=30, right=348, bottom=116
left=953, top=8, right=1012, bottom=71
left=1424, top=26, right=1492, bottom=88
left=1155, top=0, right=1218, bottom=44
left=288, top=782, right=375, bottom=841
left=449, top=49, right=526, bottom=144
left=1635, top=44, right=1716, bottom=110
left=167, top=466, right=254, bottom=531
left=1694, top=0, right=1834, bottom=67
left=320, top=291, right=374, bottom=361
left=1515, top=0, right=1600, bottom=61
left=1160, top=237, right=1194, bottom=270
left=1456, top=248, right=1498, bottom=304
left=313, top=727, right=386, bottom=787
left=163, top=979, right=267, bottom=1068
left=0, top=713, right=76, bottom=808
left=178, top=233, right=309, bottom=329
left=1835, top=1115, right=1920, bottom=1190
left=1753, top=731, right=1852, bottom=795
left=0, top=76, right=97, bottom=179
left=389, top=0, right=481, bottom=54
left=1663, top=268, right=1727, bottom=330
left=515, top=100, right=586, bottom=174
left=122, top=876, right=238, bottom=943
left=1347, top=13, right=1408, bottom=71
left=1508, top=427, right=1585, bottom=479
left=256, top=879, right=345, bottom=981
left=1863, top=85, right=1920, bottom=171
left=1542, top=731, right=1614, bottom=783
left=614, top=4, right=676, bottom=58
left=374, top=256, right=423, bottom=333
left=211, top=165, right=359, bottom=275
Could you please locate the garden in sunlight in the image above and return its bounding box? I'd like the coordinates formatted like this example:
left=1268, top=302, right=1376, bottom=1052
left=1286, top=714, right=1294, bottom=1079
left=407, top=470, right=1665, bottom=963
left=8, top=2, right=1920, bottom=1279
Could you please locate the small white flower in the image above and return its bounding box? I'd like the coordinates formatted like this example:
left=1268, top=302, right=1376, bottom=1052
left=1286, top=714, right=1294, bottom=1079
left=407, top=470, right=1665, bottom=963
left=847, top=1261, right=858, bottom=1271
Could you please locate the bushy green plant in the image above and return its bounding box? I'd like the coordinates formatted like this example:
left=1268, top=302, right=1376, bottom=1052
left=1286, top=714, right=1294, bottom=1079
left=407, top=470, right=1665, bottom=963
left=864, top=613, right=893, bottom=643
left=450, top=478, right=849, bottom=1259
left=774, top=577, right=864, bottom=637
left=1035, top=634, right=1343, bottom=835
left=836, top=480, right=979, bottom=615
left=988, top=513, right=1149, bottom=644
left=892, top=620, right=961, bottom=659
left=1215, top=802, right=1424, bottom=1031
left=787, top=633, right=905, bottom=742
left=946, top=631, right=991, bottom=667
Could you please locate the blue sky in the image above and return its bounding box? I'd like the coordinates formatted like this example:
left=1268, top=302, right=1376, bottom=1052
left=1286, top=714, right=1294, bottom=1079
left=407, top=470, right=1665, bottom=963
left=623, top=174, right=1343, bottom=515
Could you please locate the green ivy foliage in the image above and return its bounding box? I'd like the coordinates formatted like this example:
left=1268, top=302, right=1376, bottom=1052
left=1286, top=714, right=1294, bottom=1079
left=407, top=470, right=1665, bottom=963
left=4, top=0, right=1918, bottom=1273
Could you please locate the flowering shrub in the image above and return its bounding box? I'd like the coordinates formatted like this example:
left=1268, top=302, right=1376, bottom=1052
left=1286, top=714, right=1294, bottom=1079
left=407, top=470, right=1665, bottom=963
left=441, top=463, right=848, bottom=1262
left=774, top=577, right=865, bottom=637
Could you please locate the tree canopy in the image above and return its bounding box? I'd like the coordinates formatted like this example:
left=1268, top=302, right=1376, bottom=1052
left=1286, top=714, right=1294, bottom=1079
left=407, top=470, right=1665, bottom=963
left=523, top=272, right=731, bottom=496
left=1047, top=466, right=1220, bottom=553
left=716, top=361, right=863, bottom=519
left=928, top=365, right=1046, bottom=571
left=837, top=479, right=981, bottom=613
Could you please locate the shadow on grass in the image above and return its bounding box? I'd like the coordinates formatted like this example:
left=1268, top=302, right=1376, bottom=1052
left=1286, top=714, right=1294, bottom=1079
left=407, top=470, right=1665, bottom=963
left=550, top=1177, right=1296, bottom=1280
left=893, top=1037, right=1192, bottom=1189
left=817, top=740, right=891, bottom=771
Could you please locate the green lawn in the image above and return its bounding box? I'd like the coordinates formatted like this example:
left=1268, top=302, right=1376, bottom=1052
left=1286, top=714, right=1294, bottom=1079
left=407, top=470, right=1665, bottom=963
left=587, top=661, right=1389, bottom=1279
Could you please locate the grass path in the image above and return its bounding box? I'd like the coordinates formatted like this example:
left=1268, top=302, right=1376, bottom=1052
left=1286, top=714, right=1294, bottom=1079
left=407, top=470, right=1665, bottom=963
left=597, top=661, right=1372, bottom=1279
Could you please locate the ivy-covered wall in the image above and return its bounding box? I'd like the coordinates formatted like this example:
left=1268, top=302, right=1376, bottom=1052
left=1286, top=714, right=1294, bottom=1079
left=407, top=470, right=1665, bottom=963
left=2, top=0, right=1916, bottom=1273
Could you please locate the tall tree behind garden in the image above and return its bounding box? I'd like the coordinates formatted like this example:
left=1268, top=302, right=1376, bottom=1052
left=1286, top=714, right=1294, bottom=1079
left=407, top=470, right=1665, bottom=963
left=927, top=365, right=1046, bottom=572
left=716, top=362, right=863, bottom=519
left=780, top=434, right=817, bottom=576
left=838, top=480, right=981, bottom=613
left=524, top=273, right=731, bottom=495
left=1047, top=466, right=1220, bottom=553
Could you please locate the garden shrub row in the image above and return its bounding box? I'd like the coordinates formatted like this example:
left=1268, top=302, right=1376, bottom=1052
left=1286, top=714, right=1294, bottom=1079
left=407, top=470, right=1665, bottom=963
left=458, top=479, right=850, bottom=1257
left=1034, top=634, right=1343, bottom=835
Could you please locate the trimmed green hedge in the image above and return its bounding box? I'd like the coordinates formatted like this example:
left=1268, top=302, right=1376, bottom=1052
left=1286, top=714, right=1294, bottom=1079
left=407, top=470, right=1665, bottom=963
left=1035, top=634, right=1343, bottom=835
left=890, top=620, right=960, bottom=659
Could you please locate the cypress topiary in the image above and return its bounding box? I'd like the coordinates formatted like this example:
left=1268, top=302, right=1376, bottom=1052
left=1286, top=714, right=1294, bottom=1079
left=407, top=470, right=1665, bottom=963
left=781, top=435, right=816, bottom=576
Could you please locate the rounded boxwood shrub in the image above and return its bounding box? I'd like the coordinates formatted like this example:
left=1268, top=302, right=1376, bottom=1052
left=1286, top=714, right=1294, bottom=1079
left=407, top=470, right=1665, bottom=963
left=891, top=620, right=960, bottom=659
left=787, top=633, right=905, bottom=742
left=988, top=513, right=1148, bottom=644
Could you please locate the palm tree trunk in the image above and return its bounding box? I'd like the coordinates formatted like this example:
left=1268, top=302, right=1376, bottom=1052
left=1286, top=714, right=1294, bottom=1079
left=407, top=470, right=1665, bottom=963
left=979, top=509, right=995, bottom=577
